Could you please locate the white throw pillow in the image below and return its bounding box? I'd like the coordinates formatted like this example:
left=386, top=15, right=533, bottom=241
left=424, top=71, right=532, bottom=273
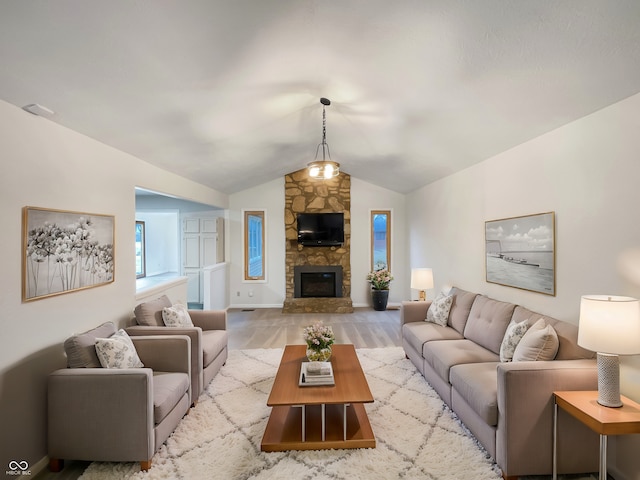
left=425, top=292, right=453, bottom=327
left=95, top=329, right=144, bottom=369
left=162, top=303, right=194, bottom=327
left=512, top=318, right=559, bottom=362
left=500, top=319, right=530, bottom=362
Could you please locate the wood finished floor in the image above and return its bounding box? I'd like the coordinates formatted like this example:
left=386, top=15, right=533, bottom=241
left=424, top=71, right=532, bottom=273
left=227, top=306, right=402, bottom=350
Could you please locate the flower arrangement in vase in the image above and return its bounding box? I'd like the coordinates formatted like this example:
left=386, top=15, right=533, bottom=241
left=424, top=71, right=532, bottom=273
left=367, top=269, right=394, bottom=311
left=302, top=322, right=335, bottom=362
left=366, top=269, right=394, bottom=290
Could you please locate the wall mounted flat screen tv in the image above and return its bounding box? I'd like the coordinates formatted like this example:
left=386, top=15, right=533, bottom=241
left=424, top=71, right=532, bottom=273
left=297, top=212, right=344, bottom=246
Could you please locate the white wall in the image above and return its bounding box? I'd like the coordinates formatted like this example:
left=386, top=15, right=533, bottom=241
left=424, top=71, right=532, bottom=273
left=135, top=211, right=180, bottom=276
left=229, top=178, right=286, bottom=307
left=228, top=175, right=407, bottom=308
left=0, top=99, right=227, bottom=474
left=350, top=178, right=407, bottom=306
left=406, top=92, right=640, bottom=479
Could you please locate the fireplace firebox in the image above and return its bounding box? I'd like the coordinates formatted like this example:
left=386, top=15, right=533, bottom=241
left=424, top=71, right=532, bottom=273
left=294, top=266, right=343, bottom=298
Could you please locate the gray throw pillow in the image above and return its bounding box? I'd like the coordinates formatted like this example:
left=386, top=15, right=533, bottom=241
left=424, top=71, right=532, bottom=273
left=134, top=295, right=172, bottom=326
left=64, top=321, right=118, bottom=368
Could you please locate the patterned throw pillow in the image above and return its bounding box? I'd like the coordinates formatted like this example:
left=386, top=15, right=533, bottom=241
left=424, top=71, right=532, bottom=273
left=425, top=292, right=454, bottom=327
left=499, top=319, right=530, bottom=362
left=95, top=329, right=144, bottom=369
left=162, top=303, right=194, bottom=327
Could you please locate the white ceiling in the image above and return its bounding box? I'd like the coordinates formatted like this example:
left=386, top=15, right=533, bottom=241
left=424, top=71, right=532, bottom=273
left=2, top=1, right=640, bottom=194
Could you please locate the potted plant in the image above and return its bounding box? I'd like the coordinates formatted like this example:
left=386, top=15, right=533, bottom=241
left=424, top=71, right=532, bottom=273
left=367, top=269, right=394, bottom=311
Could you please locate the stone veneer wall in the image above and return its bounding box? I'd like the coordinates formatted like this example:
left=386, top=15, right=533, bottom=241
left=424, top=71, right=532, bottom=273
left=282, top=168, right=353, bottom=313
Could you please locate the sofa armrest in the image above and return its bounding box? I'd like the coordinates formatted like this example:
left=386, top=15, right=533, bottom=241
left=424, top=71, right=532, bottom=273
left=188, top=309, right=227, bottom=331
left=48, top=368, right=154, bottom=461
left=131, top=335, right=191, bottom=375
left=496, top=359, right=599, bottom=477
left=400, top=301, right=432, bottom=325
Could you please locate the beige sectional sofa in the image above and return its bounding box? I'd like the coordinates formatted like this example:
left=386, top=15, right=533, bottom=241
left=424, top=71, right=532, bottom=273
left=401, top=287, right=600, bottom=479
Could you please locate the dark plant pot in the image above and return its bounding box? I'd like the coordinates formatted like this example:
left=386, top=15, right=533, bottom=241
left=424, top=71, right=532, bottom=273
left=371, top=289, right=389, bottom=311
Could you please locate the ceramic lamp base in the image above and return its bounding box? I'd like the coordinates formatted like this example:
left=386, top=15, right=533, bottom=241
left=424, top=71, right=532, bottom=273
left=597, top=352, right=622, bottom=408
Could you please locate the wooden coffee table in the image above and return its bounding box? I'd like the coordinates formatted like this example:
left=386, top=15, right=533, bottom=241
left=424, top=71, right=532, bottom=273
left=261, top=344, right=376, bottom=452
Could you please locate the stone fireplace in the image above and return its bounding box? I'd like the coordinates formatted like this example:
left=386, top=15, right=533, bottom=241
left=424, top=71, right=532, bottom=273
left=282, top=168, right=353, bottom=313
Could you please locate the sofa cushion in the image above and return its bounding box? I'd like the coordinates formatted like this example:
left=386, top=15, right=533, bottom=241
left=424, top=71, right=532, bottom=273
left=426, top=292, right=454, bottom=326
left=500, top=319, right=530, bottom=362
left=201, top=330, right=229, bottom=367
left=64, top=321, right=118, bottom=368
left=402, top=323, right=464, bottom=355
left=162, top=303, right=194, bottom=327
left=423, top=339, right=499, bottom=384
left=511, top=306, right=595, bottom=360
left=513, top=318, right=559, bottom=361
left=95, top=329, right=144, bottom=369
left=153, top=371, right=190, bottom=424
left=463, top=295, right=516, bottom=355
left=134, top=295, right=172, bottom=327
left=448, top=288, right=478, bottom=334
left=450, top=362, right=499, bottom=426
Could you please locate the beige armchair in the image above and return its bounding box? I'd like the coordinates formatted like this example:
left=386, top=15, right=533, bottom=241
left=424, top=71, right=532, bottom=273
left=48, top=322, right=191, bottom=472
left=127, top=295, right=228, bottom=400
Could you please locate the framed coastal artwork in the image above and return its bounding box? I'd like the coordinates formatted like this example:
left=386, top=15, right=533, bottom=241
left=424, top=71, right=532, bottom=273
left=485, top=212, right=555, bottom=296
left=22, top=206, right=115, bottom=302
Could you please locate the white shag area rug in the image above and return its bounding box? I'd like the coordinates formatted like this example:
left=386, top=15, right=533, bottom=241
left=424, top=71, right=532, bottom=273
left=79, top=347, right=503, bottom=480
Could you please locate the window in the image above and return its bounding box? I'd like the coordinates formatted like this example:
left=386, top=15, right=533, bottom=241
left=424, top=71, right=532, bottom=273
left=244, top=210, right=265, bottom=280
left=371, top=210, right=390, bottom=271
left=135, top=221, right=146, bottom=278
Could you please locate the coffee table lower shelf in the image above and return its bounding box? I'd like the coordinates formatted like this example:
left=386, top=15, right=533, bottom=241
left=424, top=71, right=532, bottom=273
left=261, top=403, right=376, bottom=452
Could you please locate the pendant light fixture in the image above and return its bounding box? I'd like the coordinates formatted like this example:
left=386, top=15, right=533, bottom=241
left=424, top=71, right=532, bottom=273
left=307, top=97, right=340, bottom=179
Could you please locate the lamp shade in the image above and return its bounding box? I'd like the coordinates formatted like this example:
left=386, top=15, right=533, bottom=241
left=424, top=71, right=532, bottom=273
left=411, top=268, right=434, bottom=290
left=578, top=295, right=640, bottom=355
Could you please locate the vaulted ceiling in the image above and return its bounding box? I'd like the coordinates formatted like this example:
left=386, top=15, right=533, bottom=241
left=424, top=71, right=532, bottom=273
left=2, top=1, right=640, bottom=194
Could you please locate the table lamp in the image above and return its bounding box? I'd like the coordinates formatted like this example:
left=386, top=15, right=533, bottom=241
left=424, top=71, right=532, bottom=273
left=411, top=268, right=434, bottom=301
left=577, top=295, right=640, bottom=407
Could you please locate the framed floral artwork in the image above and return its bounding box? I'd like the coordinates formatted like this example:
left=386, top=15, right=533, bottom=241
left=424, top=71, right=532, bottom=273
left=22, top=206, right=115, bottom=302
left=485, top=211, right=555, bottom=296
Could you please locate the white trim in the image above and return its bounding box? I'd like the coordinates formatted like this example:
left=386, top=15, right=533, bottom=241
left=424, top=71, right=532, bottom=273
left=369, top=208, right=393, bottom=273
left=241, top=208, right=267, bottom=283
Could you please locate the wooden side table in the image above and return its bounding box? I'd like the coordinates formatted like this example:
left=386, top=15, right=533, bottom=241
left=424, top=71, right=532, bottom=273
left=553, top=391, right=640, bottom=480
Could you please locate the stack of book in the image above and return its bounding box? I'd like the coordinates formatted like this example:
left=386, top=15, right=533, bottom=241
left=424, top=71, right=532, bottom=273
left=299, top=361, right=334, bottom=386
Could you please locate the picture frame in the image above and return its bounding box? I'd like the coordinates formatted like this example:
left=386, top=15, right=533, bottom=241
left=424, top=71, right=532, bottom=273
left=22, top=206, right=115, bottom=302
left=485, top=212, right=555, bottom=296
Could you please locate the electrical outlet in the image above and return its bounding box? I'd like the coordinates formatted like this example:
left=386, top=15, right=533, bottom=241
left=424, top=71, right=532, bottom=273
left=248, top=290, right=253, bottom=297
left=236, top=291, right=240, bottom=297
